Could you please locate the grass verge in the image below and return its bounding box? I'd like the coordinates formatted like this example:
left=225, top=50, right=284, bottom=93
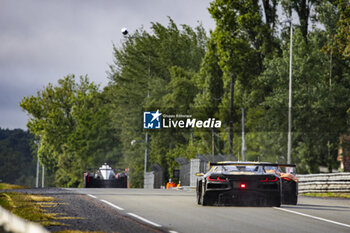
left=0, top=184, right=102, bottom=232
left=301, top=192, right=350, bottom=199
left=0, top=183, right=26, bottom=190
left=0, top=192, right=81, bottom=226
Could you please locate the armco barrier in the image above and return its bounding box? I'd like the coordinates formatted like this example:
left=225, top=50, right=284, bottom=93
left=0, top=206, right=49, bottom=233
left=297, top=173, right=350, bottom=193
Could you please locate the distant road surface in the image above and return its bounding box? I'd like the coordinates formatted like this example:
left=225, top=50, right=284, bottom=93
left=69, top=188, right=350, bottom=233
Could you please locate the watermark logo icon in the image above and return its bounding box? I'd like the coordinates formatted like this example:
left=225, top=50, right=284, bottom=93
left=143, top=110, right=162, bottom=129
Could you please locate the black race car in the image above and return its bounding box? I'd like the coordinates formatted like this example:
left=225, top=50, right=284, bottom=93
left=196, top=161, right=298, bottom=206
left=83, top=163, right=127, bottom=188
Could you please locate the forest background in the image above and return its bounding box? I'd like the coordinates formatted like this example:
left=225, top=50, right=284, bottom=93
left=1, top=0, right=349, bottom=188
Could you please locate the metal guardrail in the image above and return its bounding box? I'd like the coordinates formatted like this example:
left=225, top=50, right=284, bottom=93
left=297, top=173, right=350, bottom=193
left=0, top=206, right=49, bottom=233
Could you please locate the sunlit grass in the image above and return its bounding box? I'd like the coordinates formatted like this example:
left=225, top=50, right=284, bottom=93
left=0, top=183, right=26, bottom=190
left=29, top=195, right=55, bottom=202
left=301, top=192, right=350, bottom=198
left=0, top=192, right=82, bottom=227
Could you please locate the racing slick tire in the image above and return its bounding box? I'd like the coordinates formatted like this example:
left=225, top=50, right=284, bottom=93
left=282, top=180, right=298, bottom=205
left=268, top=192, right=281, bottom=207
left=197, top=193, right=202, bottom=205
left=196, top=180, right=202, bottom=205
left=289, top=194, right=298, bottom=205
left=197, top=183, right=213, bottom=205
left=201, top=192, right=214, bottom=206
left=272, top=200, right=281, bottom=207
left=201, top=195, right=209, bottom=206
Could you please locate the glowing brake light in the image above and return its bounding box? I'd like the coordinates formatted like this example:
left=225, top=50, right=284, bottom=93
left=260, top=177, right=278, bottom=182
left=240, top=183, right=246, bottom=189
left=208, top=176, right=227, bottom=182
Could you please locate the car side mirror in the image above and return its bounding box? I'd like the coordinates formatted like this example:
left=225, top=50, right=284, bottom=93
left=196, top=172, right=204, bottom=177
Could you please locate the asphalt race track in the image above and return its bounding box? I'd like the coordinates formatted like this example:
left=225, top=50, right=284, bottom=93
left=69, top=188, right=350, bottom=233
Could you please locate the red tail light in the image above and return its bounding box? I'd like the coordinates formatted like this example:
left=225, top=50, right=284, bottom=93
left=282, top=177, right=291, bottom=181
left=260, top=176, right=279, bottom=182
left=240, top=183, right=246, bottom=189
left=208, top=176, right=227, bottom=182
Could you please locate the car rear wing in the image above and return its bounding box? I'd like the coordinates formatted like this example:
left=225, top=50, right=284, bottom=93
left=85, top=167, right=128, bottom=173
left=208, top=162, right=296, bottom=168
left=208, top=162, right=297, bottom=174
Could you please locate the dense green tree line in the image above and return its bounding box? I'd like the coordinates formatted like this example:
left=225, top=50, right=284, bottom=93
left=20, top=76, right=122, bottom=187
left=0, top=128, right=36, bottom=186
left=20, top=0, right=350, bottom=187
left=108, top=19, right=208, bottom=186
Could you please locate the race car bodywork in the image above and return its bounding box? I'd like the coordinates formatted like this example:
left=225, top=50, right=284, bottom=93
left=83, top=163, right=127, bottom=188
left=265, top=165, right=298, bottom=205
left=196, top=161, right=297, bottom=206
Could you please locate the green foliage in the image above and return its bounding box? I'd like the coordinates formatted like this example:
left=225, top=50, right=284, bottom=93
left=0, top=128, right=36, bottom=186
left=18, top=2, right=350, bottom=188
left=257, top=28, right=350, bottom=172
left=281, top=0, right=317, bottom=42
left=331, top=0, right=350, bottom=58
left=20, top=75, right=121, bottom=187
left=108, top=19, right=207, bottom=187
left=198, top=0, right=350, bottom=174
left=190, top=0, right=284, bottom=161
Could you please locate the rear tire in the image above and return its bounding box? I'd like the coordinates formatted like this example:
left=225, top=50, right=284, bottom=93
left=273, top=201, right=281, bottom=207
left=289, top=195, right=298, bottom=205
left=196, top=180, right=202, bottom=205
left=197, top=186, right=202, bottom=205
left=282, top=180, right=298, bottom=205
left=202, top=195, right=208, bottom=206
left=202, top=193, right=215, bottom=206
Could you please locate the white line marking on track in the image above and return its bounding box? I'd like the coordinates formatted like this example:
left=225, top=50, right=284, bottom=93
left=87, top=194, right=97, bottom=199
left=169, top=231, right=179, bottom=233
left=101, top=199, right=124, bottom=210
left=127, top=213, right=162, bottom=227
left=273, top=207, right=350, bottom=228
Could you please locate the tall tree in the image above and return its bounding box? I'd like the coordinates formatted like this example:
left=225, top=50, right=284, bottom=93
left=258, top=28, right=350, bottom=172
left=199, top=0, right=281, bottom=158
left=108, top=19, right=207, bottom=187
left=330, top=0, right=350, bottom=59
left=20, top=75, right=121, bottom=187
left=0, top=128, right=36, bottom=186
left=281, top=0, right=322, bottom=42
